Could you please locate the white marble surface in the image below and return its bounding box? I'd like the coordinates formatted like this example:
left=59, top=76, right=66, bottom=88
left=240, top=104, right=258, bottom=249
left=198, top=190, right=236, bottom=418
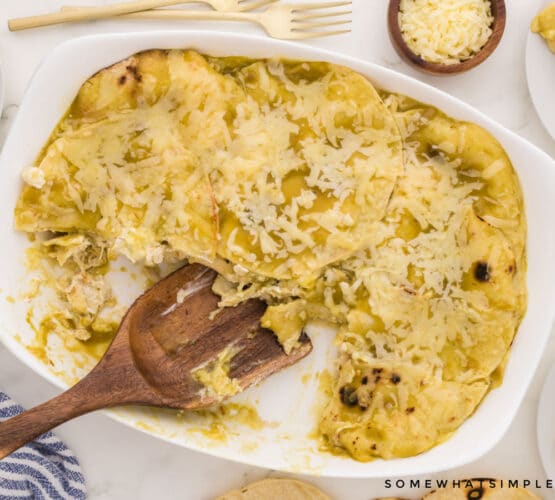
left=1, top=1, right=554, bottom=498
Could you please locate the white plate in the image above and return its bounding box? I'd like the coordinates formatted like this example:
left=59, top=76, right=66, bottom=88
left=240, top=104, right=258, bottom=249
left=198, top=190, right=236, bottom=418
left=1, top=31, right=555, bottom=478
left=526, top=0, right=555, bottom=141
left=537, top=365, right=555, bottom=479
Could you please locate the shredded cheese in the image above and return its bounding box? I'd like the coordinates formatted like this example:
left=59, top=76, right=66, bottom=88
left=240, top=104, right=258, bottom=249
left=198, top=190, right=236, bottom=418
left=399, top=0, right=494, bottom=64
left=22, top=166, right=46, bottom=189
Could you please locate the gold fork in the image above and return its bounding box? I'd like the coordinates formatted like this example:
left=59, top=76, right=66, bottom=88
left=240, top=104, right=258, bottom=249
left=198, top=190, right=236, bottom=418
left=111, top=2, right=352, bottom=40
left=8, top=0, right=277, bottom=31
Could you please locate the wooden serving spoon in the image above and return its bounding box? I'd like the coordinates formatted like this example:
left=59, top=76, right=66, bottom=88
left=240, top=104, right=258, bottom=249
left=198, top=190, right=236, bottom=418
left=0, top=263, right=312, bottom=459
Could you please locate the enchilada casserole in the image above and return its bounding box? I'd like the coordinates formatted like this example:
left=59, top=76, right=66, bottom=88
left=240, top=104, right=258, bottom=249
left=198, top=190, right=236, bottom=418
left=14, top=50, right=527, bottom=461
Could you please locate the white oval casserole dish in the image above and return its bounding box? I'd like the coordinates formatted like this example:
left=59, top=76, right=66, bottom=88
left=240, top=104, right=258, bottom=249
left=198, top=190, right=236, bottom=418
left=1, top=31, right=554, bottom=478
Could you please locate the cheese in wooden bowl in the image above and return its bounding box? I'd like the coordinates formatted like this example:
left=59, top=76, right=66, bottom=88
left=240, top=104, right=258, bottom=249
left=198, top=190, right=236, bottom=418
left=388, top=0, right=506, bottom=74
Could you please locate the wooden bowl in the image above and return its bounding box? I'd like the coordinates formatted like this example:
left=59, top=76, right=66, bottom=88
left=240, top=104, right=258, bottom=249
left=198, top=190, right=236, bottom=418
left=387, top=0, right=506, bottom=75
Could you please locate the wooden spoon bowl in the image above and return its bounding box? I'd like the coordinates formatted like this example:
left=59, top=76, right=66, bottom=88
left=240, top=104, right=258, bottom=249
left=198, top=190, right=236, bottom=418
left=0, top=264, right=312, bottom=459
left=387, top=0, right=506, bottom=75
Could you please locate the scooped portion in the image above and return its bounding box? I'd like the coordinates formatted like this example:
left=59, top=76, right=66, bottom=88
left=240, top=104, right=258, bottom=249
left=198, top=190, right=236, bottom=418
left=14, top=50, right=527, bottom=462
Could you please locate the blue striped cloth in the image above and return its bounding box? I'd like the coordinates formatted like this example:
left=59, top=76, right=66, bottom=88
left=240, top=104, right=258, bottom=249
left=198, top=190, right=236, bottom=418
left=0, top=392, right=87, bottom=499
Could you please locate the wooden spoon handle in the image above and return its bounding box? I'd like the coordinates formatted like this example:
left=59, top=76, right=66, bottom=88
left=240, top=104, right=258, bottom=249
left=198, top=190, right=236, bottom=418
left=0, top=375, right=114, bottom=459
left=0, top=331, right=161, bottom=459
left=8, top=0, right=191, bottom=31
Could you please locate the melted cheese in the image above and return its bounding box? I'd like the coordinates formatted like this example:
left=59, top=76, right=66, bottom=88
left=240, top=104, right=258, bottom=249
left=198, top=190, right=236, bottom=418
left=399, top=0, right=494, bottom=64
left=213, top=61, right=403, bottom=280
left=260, top=300, right=307, bottom=354
left=192, top=348, right=242, bottom=398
